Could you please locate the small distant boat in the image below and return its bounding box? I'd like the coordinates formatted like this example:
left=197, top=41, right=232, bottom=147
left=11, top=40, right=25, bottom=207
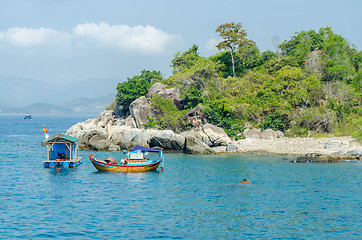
left=43, top=135, right=83, bottom=168
left=24, top=114, right=32, bottom=120
left=89, top=145, right=164, bottom=172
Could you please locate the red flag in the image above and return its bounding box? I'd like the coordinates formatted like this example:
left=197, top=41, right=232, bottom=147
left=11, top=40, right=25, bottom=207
left=43, top=125, right=48, bottom=134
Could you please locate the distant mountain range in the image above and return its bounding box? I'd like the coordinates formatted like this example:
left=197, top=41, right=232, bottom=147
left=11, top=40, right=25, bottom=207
left=0, top=94, right=114, bottom=115
left=0, top=76, right=118, bottom=115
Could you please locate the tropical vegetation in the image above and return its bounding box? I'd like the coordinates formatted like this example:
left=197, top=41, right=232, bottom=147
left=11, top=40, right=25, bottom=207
left=114, top=23, right=362, bottom=141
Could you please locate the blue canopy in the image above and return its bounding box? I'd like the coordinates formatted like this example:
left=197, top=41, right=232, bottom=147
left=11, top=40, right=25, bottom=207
left=130, top=145, right=160, bottom=152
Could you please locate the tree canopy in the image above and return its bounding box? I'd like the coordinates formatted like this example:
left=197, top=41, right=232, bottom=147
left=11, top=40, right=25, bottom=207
left=116, top=70, right=162, bottom=116
left=113, top=24, right=362, bottom=140
left=216, top=22, right=255, bottom=77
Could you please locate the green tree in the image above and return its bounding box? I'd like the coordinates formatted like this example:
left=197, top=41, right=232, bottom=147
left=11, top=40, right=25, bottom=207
left=216, top=22, right=254, bottom=77
left=279, top=26, right=360, bottom=82
left=279, top=29, right=323, bottom=65
left=171, top=44, right=201, bottom=73
left=116, top=70, right=162, bottom=116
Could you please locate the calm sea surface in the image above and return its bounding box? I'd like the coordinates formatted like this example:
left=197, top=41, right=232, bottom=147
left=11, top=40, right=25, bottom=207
left=0, top=115, right=360, bottom=239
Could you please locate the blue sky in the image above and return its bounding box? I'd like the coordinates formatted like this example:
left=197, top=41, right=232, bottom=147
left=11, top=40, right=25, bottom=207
left=0, top=0, right=361, bottom=84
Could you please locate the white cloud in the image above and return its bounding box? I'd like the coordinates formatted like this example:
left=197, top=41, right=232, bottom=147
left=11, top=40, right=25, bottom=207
left=73, top=22, right=178, bottom=55
left=0, top=23, right=180, bottom=55
left=206, top=38, right=220, bottom=52
left=0, top=27, right=71, bottom=48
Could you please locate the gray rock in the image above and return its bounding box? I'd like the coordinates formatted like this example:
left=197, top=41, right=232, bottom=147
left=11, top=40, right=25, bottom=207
left=275, top=130, right=284, bottom=138
left=124, top=116, right=137, bottom=128
left=78, top=130, right=102, bottom=150
left=184, top=136, right=214, bottom=154
left=344, top=147, right=362, bottom=159
left=201, top=123, right=231, bottom=147
left=149, top=130, right=185, bottom=150
left=108, top=145, right=120, bottom=152
left=147, top=82, right=183, bottom=109
left=260, top=129, right=277, bottom=140
left=226, top=144, right=238, bottom=151
left=110, top=127, right=143, bottom=149
left=292, top=148, right=362, bottom=163
left=324, top=141, right=343, bottom=149
left=243, top=128, right=261, bottom=139
left=129, top=96, right=153, bottom=128
left=181, top=105, right=207, bottom=128
left=292, top=153, right=323, bottom=163
left=89, top=132, right=110, bottom=150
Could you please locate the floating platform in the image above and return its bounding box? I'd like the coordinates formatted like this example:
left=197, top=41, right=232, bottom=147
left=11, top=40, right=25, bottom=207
left=43, top=157, right=83, bottom=168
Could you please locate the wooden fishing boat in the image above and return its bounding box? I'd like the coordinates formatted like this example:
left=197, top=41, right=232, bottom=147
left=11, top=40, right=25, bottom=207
left=43, top=135, right=83, bottom=168
left=89, top=145, right=164, bottom=172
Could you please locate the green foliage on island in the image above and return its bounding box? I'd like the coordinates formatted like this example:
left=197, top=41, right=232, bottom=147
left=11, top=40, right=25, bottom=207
left=114, top=23, right=362, bottom=141
left=115, top=70, right=162, bottom=115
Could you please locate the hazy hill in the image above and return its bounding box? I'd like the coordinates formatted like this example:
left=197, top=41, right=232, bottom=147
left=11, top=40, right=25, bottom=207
left=63, top=94, right=114, bottom=114
left=0, top=76, right=51, bottom=107
left=0, top=94, right=114, bottom=115
left=3, top=103, right=72, bottom=115
left=0, top=76, right=119, bottom=108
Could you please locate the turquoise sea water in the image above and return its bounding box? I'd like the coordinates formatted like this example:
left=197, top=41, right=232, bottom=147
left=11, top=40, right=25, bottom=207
left=0, top=115, right=361, bottom=239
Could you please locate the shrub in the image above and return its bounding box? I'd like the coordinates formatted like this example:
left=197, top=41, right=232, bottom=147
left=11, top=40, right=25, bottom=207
left=352, top=117, right=362, bottom=141
left=284, top=125, right=309, bottom=137
left=150, top=94, right=187, bottom=132
left=261, top=112, right=290, bottom=132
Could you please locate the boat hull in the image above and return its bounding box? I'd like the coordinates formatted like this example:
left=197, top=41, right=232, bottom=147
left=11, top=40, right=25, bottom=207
left=90, top=157, right=161, bottom=173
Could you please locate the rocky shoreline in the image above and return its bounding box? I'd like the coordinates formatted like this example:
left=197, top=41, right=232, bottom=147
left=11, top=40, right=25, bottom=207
left=59, top=110, right=362, bottom=163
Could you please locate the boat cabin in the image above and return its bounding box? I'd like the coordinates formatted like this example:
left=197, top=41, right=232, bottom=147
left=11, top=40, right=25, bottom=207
left=43, top=135, right=83, bottom=168
left=24, top=114, right=32, bottom=120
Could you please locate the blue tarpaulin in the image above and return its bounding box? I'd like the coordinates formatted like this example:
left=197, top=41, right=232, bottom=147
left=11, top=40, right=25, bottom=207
left=130, top=145, right=160, bottom=152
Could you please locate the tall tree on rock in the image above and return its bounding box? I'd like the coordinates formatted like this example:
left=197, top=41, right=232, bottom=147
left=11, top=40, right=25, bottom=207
left=216, top=22, right=255, bottom=77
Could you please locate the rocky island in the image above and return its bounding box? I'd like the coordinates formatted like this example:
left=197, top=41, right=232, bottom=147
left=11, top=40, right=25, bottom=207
left=62, top=83, right=361, bottom=162
left=63, top=24, right=362, bottom=163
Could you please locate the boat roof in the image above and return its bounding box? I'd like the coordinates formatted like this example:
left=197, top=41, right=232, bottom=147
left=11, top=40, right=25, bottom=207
left=130, top=145, right=160, bottom=152
left=47, top=135, right=79, bottom=143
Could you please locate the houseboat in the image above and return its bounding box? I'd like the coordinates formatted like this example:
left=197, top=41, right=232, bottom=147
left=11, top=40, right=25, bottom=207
left=43, top=135, right=83, bottom=168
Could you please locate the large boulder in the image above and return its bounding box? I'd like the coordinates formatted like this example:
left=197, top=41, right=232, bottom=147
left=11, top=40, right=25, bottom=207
left=89, top=132, right=110, bottom=151
left=108, top=145, right=120, bottom=152
left=226, top=144, right=238, bottom=151
left=149, top=130, right=185, bottom=150
left=181, top=105, right=207, bottom=128
left=184, top=136, right=214, bottom=154
left=180, top=124, right=231, bottom=148
left=129, top=96, right=153, bottom=128
left=147, top=82, right=183, bottom=109
left=260, top=129, right=277, bottom=140
left=243, top=128, right=261, bottom=139
left=109, top=127, right=144, bottom=149
left=201, top=123, right=231, bottom=147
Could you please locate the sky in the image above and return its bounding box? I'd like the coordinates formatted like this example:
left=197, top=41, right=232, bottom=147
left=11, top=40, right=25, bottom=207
left=0, top=0, right=361, bottom=85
